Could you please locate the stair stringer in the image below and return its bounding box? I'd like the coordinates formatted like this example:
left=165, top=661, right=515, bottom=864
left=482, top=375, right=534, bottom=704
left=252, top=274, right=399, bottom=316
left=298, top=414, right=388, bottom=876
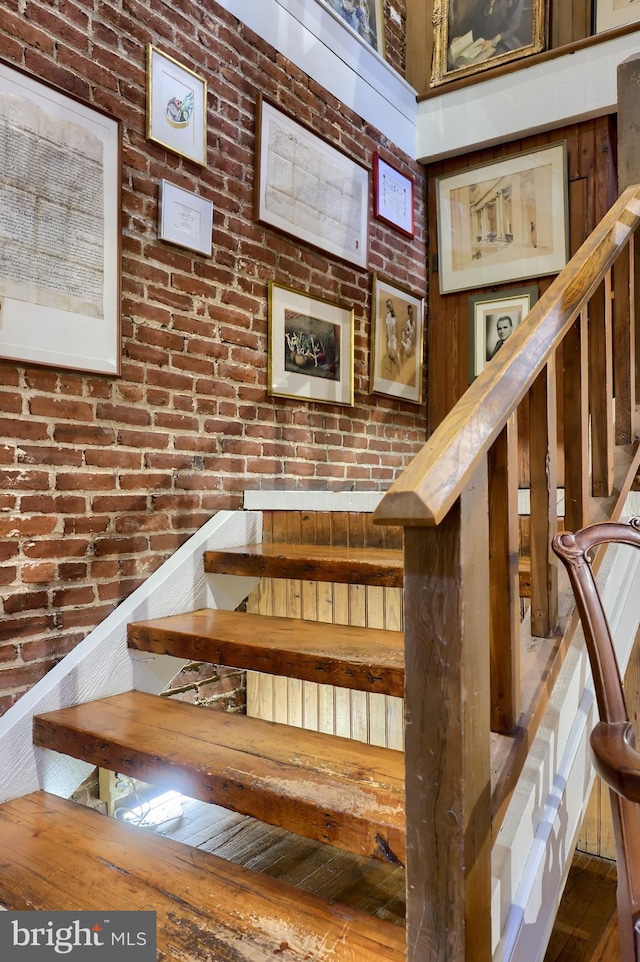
left=0, top=509, right=262, bottom=804
left=492, top=501, right=640, bottom=961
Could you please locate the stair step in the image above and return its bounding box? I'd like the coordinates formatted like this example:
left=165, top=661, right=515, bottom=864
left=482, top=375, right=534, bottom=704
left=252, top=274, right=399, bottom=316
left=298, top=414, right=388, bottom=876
left=0, top=791, right=405, bottom=960
left=128, top=608, right=404, bottom=696
left=203, top=543, right=404, bottom=586
left=33, top=691, right=405, bottom=864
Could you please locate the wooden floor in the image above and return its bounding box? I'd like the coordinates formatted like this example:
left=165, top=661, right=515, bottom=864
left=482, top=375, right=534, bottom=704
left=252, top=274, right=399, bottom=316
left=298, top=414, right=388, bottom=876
left=112, top=791, right=620, bottom=958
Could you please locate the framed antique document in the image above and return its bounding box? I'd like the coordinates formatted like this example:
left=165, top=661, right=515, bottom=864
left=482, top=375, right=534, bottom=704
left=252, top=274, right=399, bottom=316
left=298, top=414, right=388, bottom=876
left=0, top=58, right=121, bottom=374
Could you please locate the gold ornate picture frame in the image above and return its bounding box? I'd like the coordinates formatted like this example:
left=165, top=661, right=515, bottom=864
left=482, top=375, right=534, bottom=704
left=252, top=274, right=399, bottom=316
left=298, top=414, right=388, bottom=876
left=431, top=0, right=547, bottom=87
left=146, top=45, right=207, bottom=166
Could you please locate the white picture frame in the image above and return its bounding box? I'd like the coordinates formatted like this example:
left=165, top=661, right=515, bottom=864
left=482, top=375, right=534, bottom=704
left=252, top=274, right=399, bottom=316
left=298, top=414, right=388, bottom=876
left=158, top=180, right=213, bottom=256
left=0, top=60, right=121, bottom=375
left=255, top=96, right=369, bottom=269
left=146, top=45, right=207, bottom=167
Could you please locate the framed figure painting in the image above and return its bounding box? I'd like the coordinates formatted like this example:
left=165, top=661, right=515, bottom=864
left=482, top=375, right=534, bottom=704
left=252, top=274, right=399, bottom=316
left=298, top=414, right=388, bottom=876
left=319, top=0, right=385, bottom=54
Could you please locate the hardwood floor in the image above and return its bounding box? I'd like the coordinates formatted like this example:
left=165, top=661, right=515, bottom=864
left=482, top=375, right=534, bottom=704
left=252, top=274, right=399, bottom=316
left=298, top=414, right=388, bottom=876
left=543, top=852, right=619, bottom=962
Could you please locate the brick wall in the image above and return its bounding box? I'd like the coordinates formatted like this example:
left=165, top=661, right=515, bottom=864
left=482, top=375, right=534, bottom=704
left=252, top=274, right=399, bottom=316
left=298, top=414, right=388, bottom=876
left=0, top=0, right=426, bottom=714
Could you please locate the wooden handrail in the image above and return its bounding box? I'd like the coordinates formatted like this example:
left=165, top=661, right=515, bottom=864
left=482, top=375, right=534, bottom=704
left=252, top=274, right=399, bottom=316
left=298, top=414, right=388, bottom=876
left=374, top=185, right=640, bottom=528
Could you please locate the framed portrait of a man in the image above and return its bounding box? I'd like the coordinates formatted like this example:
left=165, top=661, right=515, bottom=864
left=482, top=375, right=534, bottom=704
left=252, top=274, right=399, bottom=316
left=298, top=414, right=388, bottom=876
left=468, top=285, right=538, bottom=379
left=431, top=0, right=547, bottom=86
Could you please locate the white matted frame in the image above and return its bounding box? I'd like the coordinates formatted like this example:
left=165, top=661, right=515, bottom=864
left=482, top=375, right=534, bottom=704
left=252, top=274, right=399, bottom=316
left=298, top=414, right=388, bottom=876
left=255, top=95, right=369, bottom=269
left=596, top=0, right=640, bottom=33
left=318, top=0, right=386, bottom=54
left=373, top=153, right=414, bottom=237
left=370, top=275, right=424, bottom=404
left=146, top=45, right=207, bottom=167
left=268, top=281, right=354, bottom=406
left=468, top=285, right=538, bottom=379
left=436, top=142, right=568, bottom=295
left=0, top=59, right=121, bottom=375
left=158, top=180, right=213, bottom=256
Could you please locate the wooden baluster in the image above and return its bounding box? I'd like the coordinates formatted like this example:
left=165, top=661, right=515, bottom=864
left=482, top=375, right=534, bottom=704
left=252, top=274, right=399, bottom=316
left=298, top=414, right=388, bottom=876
left=635, top=232, right=640, bottom=406
left=404, top=463, right=491, bottom=962
left=563, top=310, right=589, bottom=532
left=589, top=273, right=614, bottom=497
left=613, top=237, right=637, bottom=444
left=487, top=415, right=520, bottom=734
left=529, top=357, right=558, bottom=638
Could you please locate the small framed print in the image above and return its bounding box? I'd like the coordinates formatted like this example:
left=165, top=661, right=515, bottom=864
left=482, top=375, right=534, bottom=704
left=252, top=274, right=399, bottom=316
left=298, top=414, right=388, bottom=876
left=158, top=180, right=213, bottom=256
left=268, top=282, right=354, bottom=406
left=319, top=0, right=385, bottom=54
left=468, top=285, right=538, bottom=379
left=596, top=0, right=640, bottom=33
left=373, top=153, right=415, bottom=238
left=370, top=275, right=424, bottom=404
left=146, top=45, right=207, bottom=166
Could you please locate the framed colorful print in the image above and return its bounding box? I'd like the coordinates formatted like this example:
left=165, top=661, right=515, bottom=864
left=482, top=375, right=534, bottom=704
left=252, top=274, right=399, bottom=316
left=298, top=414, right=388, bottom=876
left=268, top=282, right=354, bottom=406
left=319, top=0, right=385, bottom=54
left=373, top=153, right=415, bottom=238
left=468, top=285, right=538, bottom=379
left=596, top=0, right=640, bottom=33
left=255, top=96, right=369, bottom=269
left=436, top=142, right=568, bottom=294
left=146, top=45, right=207, bottom=166
left=431, top=0, right=547, bottom=87
left=370, top=275, right=424, bottom=404
left=0, top=59, right=121, bottom=375
left=158, top=180, right=213, bottom=256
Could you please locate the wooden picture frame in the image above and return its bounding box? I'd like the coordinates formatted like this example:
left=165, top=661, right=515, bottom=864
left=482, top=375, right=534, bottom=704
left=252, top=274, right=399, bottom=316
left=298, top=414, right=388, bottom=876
left=595, top=0, right=640, bottom=33
left=373, top=153, right=415, bottom=238
left=158, top=180, right=213, bottom=256
left=436, top=142, right=568, bottom=294
left=146, top=45, right=207, bottom=167
left=268, top=282, right=354, bottom=406
left=370, top=275, right=424, bottom=404
left=255, top=96, right=369, bottom=269
left=319, top=0, right=385, bottom=54
left=431, top=0, right=547, bottom=87
left=468, top=285, right=538, bottom=379
left=0, top=58, right=121, bottom=375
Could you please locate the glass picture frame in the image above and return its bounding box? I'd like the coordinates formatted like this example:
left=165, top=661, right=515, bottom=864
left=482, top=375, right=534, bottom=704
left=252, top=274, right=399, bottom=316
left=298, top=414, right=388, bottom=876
left=370, top=275, right=424, bottom=404
left=146, top=45, right=207, bottom=167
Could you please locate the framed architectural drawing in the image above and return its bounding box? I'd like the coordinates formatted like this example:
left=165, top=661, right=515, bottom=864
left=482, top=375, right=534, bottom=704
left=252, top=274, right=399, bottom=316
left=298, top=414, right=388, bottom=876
left=158, top=180, right=213, bottom=256
left=468, top=285, right=538, bottom=379
left=146, top=45, right=207, bottom=166
left=268, top=282, right=354, bottom=406
left=318, top=0, right=385, bottom=54
left=373, top=153, right=414, bottom=237
left=596, top=0, right=640, bottom=33
left=255, top=96, right=369, bottom=269
left=431, top=0, right=547, bottom=86
left=0, top=60, right=121, bottom=375
left=436, top=142, right=568, bottom=294
left=370, top=275, right=424, bottom=404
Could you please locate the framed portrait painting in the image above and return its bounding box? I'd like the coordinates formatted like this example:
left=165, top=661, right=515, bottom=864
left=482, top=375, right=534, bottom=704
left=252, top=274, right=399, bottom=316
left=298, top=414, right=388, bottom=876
left=370, top=275, right=424, bottom=404
left=147, top=45, right=207, bottom=166
left=268, top=282, right=354, bottom=406
left=431, top=0, right=547, bottom=86
left=468, top=285, right=538, bottom=379
left=319, top=0, right=385, bottom=54
left=595, top=0, right=640, bottom=33
left=436, top=142, right=568, bottom=294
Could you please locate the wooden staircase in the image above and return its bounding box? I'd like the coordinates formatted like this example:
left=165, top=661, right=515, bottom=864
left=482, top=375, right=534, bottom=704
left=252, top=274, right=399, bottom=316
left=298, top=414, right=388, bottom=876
left=0, top=539, right=408, bottom=960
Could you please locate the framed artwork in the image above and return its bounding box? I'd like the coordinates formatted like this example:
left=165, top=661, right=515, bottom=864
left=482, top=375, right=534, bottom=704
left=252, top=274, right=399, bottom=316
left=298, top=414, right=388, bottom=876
left=436, top=142, right=568, bottom=294
left=595, top=0, right=640, bottom=33
left=370, top=275, right=424, bottom=404
left=158, top=180, right=213, bottom=256
left=468, top=285, right=538, bottom=379
left=373, top=153, right=415, bottom=237
left=255, top=96, right=369, bottom=269
left=268, top=282, right=354, bottom=406
left=0, top=59, right=121, bottom=375
left=146, top=45, right=207, bottom=166
left=319, top=0, right=385, bottom=54
left=431, top=0, right=547, bottom=87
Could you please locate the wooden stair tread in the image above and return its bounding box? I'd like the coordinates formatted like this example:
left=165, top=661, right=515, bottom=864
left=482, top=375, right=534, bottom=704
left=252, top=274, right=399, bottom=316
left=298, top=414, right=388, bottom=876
left=203, top=543, right=404, bottom=586
left=0, top=791, right=405, bottom=961
left=128, top=608, right=404, bottom=697
left=34, top=691, right=406, bottom=864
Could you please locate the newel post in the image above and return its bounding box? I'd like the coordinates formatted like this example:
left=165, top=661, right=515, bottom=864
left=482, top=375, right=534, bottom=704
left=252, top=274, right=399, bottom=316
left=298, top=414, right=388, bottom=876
left=403, top=462, right=492, bottom=962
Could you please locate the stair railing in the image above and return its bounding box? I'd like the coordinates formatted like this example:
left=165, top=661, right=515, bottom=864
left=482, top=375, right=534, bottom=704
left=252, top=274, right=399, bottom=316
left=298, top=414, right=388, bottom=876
left=374, top=184, right=640, bottom=962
